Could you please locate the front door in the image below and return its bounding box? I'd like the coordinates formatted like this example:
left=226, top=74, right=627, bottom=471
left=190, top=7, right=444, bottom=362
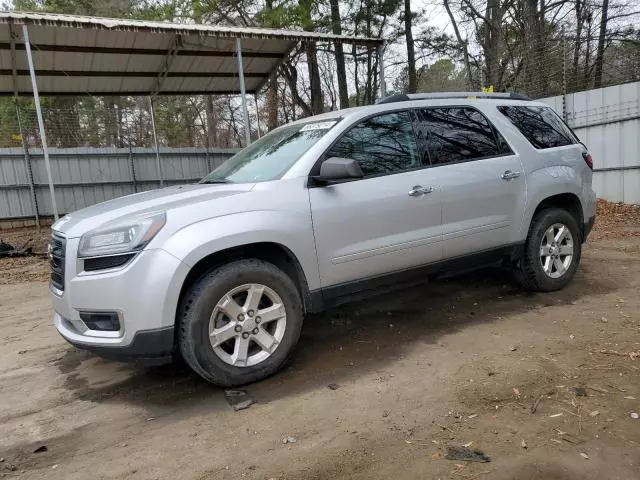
left=308, top=111, right=443, bottom=290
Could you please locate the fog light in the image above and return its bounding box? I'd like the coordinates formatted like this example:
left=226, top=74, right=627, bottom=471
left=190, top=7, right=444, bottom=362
left=79, top=312, right=120, bottom=331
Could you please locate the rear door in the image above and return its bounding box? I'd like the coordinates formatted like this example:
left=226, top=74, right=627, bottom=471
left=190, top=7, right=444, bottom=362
left=413, top=106, right=526, bottom=258
left=308, top=110, right=443, bottom=289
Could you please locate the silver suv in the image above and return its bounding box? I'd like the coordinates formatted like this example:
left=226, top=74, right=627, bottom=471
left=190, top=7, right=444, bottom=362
left=50, top=92, right=596, bottom=386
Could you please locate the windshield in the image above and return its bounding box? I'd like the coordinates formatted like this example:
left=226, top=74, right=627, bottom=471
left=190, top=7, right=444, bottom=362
left=201, top=119, right=340, bottom=184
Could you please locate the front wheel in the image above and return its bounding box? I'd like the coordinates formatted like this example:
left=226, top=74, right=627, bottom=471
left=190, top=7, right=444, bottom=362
left=513, top=208, right=582, bottom=292
left=178, top=259, right=303, bottom=387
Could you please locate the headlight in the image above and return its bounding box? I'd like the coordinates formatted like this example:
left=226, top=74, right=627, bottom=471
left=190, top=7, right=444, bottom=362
left=78, top=212, right=166, bottom=258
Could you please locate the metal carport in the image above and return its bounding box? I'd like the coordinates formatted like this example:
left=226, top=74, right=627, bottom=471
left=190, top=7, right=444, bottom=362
left=0, top=11, right=384, bottom=220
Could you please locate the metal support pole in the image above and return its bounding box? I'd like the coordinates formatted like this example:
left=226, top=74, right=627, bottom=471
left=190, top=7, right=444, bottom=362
left=377, top=43, right=386, bottom=100
left=15, top=103, right=40, bottom=232
left=148, top=96, right=164, bottom=188
left=22, top=25, right=58, bottom=220
left=236, top=38, right=251, bottom=147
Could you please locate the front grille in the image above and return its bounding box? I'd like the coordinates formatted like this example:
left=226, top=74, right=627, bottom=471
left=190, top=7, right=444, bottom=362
left=50, top=233, right=66, bottom=292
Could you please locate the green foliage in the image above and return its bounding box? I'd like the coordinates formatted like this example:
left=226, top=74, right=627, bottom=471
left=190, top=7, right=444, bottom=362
left=393, top=59, right=467, bottom=94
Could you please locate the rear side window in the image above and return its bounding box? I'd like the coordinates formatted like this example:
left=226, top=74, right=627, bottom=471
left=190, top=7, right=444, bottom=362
left=326, top=111, right=420, bottom=177
left=498, top=106, right=578, bottom=149
left=413, top=107, right=511, bottom=166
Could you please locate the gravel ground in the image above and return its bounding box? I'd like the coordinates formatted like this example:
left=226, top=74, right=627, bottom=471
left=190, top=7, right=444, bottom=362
left=0, top=201, right=639, bottom=480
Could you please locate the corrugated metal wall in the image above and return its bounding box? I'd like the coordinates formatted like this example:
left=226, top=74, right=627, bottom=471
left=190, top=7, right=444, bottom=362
left=0, top=147, right=237, bottom=219
left=541, top=82, right=640, bottom=204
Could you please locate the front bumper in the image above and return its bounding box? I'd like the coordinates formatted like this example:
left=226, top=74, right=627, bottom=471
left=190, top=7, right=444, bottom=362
left=57, top=321, right=175, bottom=365
left=52, top=243, right=190, bottom=363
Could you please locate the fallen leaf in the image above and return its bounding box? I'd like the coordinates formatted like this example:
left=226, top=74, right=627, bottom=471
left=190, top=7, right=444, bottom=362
left=463, top=441, right=473, bottom=448
left=513, top=388, right=521, bottom=398
left=590, top=410, right=600, bottom=417
left=550, top=413, right=563, bottom=418
left=521, top=439, right=527, bottom=449
left=580, top=452, right=590, bottom=460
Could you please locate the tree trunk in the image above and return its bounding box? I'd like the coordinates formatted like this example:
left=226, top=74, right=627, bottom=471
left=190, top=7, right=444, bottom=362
left=365, top=3, right=373, bottom=104
left=305, top=42, right=324, bottom=114
left=299, top=0, right=324, bottom=114
left=205, top=95, right=218, bottom=148
left=264, top=0, right=280, bottom=127
left=329, top=0, right=349, bottom=108
left=104, top=97, right=119, bottom=147
left=572, top=0, right=584, bottom=91
left=282, top=63, right=313, bottom=117
left=404, top=0, right=417, bottom=93
left=443, top=0, right=473, bottom=89
left=266, top=76, right=279, bottom=130
left=522, top=0, right=544, bottom=97
left=481, top=0, right=505, bottom=91
left=594, top=0, right=609, bottom=88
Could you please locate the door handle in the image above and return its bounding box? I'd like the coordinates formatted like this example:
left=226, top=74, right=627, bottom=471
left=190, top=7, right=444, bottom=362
left=501, top=170, right=521, bottom=180
left=408, top=185, right=434, bottom=197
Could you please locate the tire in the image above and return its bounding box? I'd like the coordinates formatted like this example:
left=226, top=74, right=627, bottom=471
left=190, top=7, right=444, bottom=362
left=178, top=259, right=303, bottom=387
left=513, top=207, right=582, bottom=292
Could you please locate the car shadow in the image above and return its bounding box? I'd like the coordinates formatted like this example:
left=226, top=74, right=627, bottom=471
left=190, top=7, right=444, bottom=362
left=53, top=262, right=613, bottom=415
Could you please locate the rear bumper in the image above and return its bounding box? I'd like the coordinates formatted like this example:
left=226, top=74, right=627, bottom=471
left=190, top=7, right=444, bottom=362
left=583, top=215, right=595, bottom=242
left=57, top=322, right=175, bottom=365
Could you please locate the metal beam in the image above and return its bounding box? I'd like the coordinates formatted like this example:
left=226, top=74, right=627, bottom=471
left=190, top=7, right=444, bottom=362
left=0, top=42, right=286, bottom=58
left=236, top=38, right=251, bottom=147
left=0, top=69, right=265, bottom=78
left=22, top=24, right=58, bottom=221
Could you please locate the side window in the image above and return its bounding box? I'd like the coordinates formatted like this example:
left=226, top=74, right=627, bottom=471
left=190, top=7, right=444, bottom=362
left=326, top=111, right=420, bottom=177
left=417, top=107, right=509, bottom=166
left=498, top=106, right=578, bottom=149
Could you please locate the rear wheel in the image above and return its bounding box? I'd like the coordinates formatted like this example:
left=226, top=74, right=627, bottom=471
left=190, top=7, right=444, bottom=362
left=178, top=259, right=303, bottom=387
left=513, top=208, right=582, bottom=292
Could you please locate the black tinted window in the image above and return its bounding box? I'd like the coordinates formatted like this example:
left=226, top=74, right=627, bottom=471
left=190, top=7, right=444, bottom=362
left=498, top=106, right=577, bottom=149
left=326, top=111, right=420, bottom=177
left=415, top=107, right=509, bottom=165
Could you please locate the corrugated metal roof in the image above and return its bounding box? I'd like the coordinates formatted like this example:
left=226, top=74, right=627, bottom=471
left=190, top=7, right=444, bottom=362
left=0, top=11, right=383, bottom=96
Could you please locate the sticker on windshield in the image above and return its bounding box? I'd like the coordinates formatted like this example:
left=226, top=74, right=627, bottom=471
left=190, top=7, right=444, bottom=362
left=300, top=120, right=337, bottom=132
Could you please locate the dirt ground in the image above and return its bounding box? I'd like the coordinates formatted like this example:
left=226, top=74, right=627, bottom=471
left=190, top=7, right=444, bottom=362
left=1, top=202, right=639, bottom=480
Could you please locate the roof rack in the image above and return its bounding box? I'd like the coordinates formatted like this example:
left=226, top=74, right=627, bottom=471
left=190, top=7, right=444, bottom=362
left=376, top=92, right=531, bottom=104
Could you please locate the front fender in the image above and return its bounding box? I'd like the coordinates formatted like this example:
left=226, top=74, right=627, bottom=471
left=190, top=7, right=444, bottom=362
left=160, top=210, right=322, bottom=291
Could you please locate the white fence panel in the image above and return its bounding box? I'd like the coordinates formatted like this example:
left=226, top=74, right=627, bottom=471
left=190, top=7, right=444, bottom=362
left=541, top=82, right=640, bottom=204
left=0, top=147, right=237, bottom=220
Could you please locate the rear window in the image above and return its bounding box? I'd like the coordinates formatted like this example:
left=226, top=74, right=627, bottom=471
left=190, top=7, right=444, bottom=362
left=498, top=106, right=578, bottom=149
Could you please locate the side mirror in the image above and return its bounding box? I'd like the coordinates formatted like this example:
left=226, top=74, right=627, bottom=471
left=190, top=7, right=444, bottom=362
left=313, top=157, right=363, bottom=184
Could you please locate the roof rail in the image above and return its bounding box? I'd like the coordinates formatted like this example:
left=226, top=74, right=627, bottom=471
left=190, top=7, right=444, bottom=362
left=376, top=91, right=531, bottom=104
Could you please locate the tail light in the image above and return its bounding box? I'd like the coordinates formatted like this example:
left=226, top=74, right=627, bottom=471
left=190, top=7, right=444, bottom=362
left=582, top=152, right=593, bottom=170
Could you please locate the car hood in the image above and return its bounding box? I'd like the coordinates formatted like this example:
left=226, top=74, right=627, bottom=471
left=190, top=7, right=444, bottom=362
left=52, top=183, right=255, bottom=238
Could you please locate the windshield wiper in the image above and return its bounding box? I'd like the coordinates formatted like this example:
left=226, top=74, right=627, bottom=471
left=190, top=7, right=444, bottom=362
left=201, top=179, right=232, bottom=184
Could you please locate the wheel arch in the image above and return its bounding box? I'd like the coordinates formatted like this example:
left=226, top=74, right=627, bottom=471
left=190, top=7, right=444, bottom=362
left=175, top=242, right=320, bottom=330
left=531, top=193, right=584, bottom=239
